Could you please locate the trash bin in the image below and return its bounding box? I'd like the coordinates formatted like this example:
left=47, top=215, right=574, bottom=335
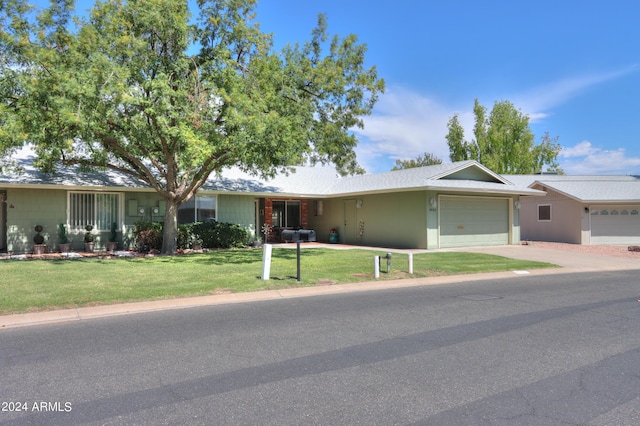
left=329, top=230, right=338, bottom=244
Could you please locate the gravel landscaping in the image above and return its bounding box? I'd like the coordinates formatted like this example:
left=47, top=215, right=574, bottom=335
left=524, top=240, right=640, bottom=258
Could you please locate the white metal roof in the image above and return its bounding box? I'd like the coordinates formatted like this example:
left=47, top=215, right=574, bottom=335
left=0, top=147, right=543, bottom=197
left=503, top=174, right=640, bottom=202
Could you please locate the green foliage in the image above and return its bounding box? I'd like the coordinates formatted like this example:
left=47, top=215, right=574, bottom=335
left=446, top=99, right=562, bottom=174
left=0, top=0, right=384, bottom=254
left=58, top=223, right=68, bottom=244
left=391, top=152, right=442, bottom=170
left=134, top=221, right=250, bottom=251
left=33, top=225, right=44, bottom=245
left=192, top=221, right=250, bottom=249
left=109, top=222, right=117, bottom=243
left=177, top=224, right=194, bottom=250
left=133, top=221, right=164, bottom=252
left=84, top=224, right=94, bottom=243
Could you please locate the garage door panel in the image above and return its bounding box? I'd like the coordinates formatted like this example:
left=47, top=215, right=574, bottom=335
left=440, top=197, right=509, bottom=248
left=591, top=206, right=640, bottom=244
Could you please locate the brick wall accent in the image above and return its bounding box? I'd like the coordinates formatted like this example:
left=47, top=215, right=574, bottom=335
left=301, top=200, right=308, bottom=228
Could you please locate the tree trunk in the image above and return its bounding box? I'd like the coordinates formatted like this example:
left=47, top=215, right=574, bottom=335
left=161, top=199, right=179, bottom=254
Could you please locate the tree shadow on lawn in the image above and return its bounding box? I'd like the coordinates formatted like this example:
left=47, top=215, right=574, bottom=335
left=147, top=247, right=325, bottom=266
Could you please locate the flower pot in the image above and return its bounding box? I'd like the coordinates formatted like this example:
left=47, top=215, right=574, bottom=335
left=59, top=243, right=71, bottom=253
left=33, top=244, right=46, bottom=255
left=84, top=242, right=95, bottom=253
left=107, top=242, right=118, bottom=252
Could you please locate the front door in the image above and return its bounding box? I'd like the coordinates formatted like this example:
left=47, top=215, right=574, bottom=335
left=343, top=199, right=357, bottom=244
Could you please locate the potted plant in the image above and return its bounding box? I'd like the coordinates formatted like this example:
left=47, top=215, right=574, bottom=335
left=58, top=223, right=71, bottom=253
left=191, top=236, right=203, bottom=251
left=107, top=222, right=118, bottom=252
left=329, top=227, right=339, bottom=244
left=33, top=224, right=46, bottom=254
left=84, top=224, right=95, bottom=252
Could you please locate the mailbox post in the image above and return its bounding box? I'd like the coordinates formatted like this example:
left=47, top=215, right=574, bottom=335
left=380, top=252, right=392, bottom=273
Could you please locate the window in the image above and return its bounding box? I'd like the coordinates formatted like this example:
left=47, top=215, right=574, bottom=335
left=178, top=196, right=217, bottom=224
left=272, top=200, right=301, bottom=228
left=69, top=192, right=121, bottom=231
left=538, top=204, right=551, bottom=221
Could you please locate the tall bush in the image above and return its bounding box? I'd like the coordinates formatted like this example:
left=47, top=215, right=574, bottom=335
left=133, top=221, right=249, bottom=252
left=133, top=221, right=163, bottom=252
left=192, top=222, right=249, bottom=249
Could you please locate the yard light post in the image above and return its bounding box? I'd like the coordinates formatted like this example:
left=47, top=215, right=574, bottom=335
left=296, top=241, right=301, bottom=282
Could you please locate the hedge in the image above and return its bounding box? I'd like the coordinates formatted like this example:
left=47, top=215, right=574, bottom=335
left=133, top=221, right=249, bottom=252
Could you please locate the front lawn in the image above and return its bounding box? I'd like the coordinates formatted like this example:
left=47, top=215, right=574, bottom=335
left=0, top=248, right=556, bottom=314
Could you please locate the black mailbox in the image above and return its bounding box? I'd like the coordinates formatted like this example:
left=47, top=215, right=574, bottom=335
left=281, top=229, right=316, bottom=243
left=380, top=252, right=392, bottom=273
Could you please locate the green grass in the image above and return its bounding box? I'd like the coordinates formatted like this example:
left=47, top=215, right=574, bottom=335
left=0, top=248, right=557, bottom=315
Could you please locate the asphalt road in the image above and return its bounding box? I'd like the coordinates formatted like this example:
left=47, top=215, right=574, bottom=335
left=2, top=270, right=640, bottom=425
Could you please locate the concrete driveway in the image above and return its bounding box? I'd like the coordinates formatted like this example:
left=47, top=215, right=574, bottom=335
left=454, top=241, right=640, bottom=272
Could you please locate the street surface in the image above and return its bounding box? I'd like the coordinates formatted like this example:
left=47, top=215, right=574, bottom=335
left=2, top=270, right=640, bottom=425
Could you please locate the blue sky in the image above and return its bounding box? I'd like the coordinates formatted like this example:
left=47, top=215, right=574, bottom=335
left=255, top=0, right=640, bottom=175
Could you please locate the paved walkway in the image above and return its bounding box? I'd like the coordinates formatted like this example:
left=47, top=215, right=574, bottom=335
left=2, top=243, right=638, bottom=329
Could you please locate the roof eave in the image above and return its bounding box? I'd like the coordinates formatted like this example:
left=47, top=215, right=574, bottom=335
left=322, top=185, right=545, bottom=198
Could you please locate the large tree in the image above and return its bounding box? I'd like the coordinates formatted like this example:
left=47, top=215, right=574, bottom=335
left=446, top=99, right=562, bottom=174
left=0, top=0, right=384, bottom=253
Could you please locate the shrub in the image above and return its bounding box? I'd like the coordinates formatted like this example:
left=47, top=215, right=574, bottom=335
left=84, top=224, right=94, bottom=243
left=192, top=221, right=249, bottom=249
left=58, top=223, right=69, bottom=244
left=177, top=223, right=194, bottom=249
left=133, top=221, right=163, bottom=252
left=33, top=225, right=45, bottom=245
left=133, top=221, right=250, bottom=251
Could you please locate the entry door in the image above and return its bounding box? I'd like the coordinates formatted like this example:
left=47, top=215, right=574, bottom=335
left=343, top=200, right=357, bottom=244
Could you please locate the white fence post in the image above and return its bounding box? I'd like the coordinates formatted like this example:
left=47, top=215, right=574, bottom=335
left=261, top=244, right=273, bottom=280
left=408, top=253, right=414, bottom=274
left=374, top=255, right=380, bottom=279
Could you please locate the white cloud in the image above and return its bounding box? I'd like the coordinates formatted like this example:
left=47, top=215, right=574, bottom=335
left=353, top=86, right=470, bottom=172
left=559, top=141, right=640, bottom=174
left=560, top=141, right=598, bottom=158
left=514, top=65, right=639, bottom=123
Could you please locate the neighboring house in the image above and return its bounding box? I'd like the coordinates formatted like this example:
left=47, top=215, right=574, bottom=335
left=508, top=175, right=640, bottom=245
left=0, top=148, right=543, bottom=253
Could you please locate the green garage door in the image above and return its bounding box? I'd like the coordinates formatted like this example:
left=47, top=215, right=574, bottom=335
left=440, top=196, right=509, bottom=248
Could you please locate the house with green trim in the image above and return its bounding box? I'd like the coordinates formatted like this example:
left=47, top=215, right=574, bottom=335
left=0, top=148, right=544, bottom=253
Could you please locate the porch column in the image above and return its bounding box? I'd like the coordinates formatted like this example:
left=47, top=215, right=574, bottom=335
left=301, top=200, right=308, bottom=229
left=264, top=199, right=274, bottom=242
